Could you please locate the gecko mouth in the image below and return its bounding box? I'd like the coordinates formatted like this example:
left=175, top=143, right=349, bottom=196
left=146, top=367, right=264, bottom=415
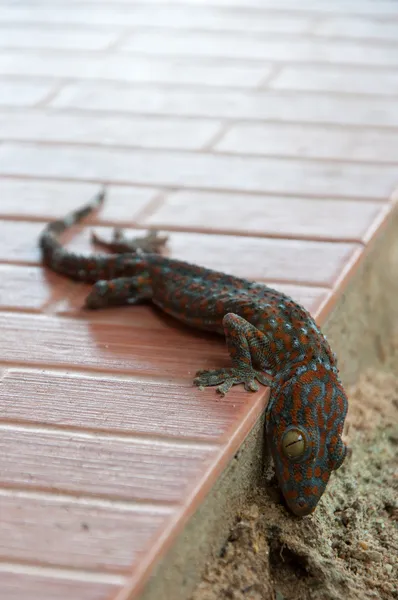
left=286, top=496, right=315, bottom=517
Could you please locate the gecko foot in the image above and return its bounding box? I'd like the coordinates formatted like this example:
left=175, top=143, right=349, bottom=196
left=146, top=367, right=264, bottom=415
left=91, top=228, right=168, bottom=255
left=194, top=367, right=273, bottom=396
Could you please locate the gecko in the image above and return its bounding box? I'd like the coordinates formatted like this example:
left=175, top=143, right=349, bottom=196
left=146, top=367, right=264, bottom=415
left=39, top=189, right=348, bottom=517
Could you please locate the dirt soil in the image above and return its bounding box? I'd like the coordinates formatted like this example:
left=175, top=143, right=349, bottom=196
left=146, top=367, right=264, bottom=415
left=191, top=336, right=398, bottom=600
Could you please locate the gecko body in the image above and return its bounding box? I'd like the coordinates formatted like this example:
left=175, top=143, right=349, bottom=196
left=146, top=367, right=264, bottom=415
left=40, top=190, right=348, bottom=516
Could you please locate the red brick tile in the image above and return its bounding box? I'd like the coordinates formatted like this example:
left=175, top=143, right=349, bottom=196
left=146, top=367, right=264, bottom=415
left=50, top=83, right=398, bottom=128
left=1, top=143, right=397, bottom=199
left=4, top=0, right=396, bottom=19
left=94, top=187, right=163, bottom=223
left=0, top=221, right=44, bottom=264
left=216, top=122, right=398, bottom=163
left=0, top=265, right=63, bottom=311
left=0, top=567, right=122, bottom=600
left=162, top=0, right=398, bottom=17
left=0, top=52, right=268, bottom=87
left=0, top=80, right=56, bottom=107
left=0, top=312, right=230, bottom=378
left=66, top=225, right=361, bottom=287
left=0, top=5, right=312, bottom=33
left=314, top=17, right=398, bottom=41
left=271, top=65, right=398, bottom=95
left=143, top=192, right=389, bottom=242
left=166, top=232, right=362, bottom=286
left=0, top=425, right=216, bottom=502
left=120, top=30, right=398, bottom=67
left=0, top=489, right=172, bottom=571
left=0, top=109, right=222, bottom=150
left=0, top=5, right=130, bottom=27
left=0, top=370, right=262, bottom=442
left=0, top=179, right=159, bottom=222
left=0, top=27, right=118, bottom=50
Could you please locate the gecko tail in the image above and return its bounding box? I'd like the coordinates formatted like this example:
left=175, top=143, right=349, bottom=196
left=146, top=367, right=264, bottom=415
left=40, top=187, right=106, bottom=239
left=39, top=187, right=148, bottom=283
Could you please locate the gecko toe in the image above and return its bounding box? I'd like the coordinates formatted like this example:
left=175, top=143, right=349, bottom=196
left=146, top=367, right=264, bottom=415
left=193, top=367, right=270, bottom=395
left=244, top=379, right=259, bottom=392
left=194, top=368, right=231, bottom=388
left=216, top=380, right=235, bottom=396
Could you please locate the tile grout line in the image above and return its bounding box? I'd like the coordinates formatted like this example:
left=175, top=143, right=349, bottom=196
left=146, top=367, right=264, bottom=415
left=3, top=73, right=398, bottom=99
left=3, top=138, right=398, bottom=168
left=1, top=2, right=398, bottom=18
left=257, top=64, right=283, bottom=89
left=104, top=26, right=136, bottom=52
left=4, top=44, right=398, bottom=67
left=0, top=362, right=201, bottom=386
left=0, top=560, right=126, bottom=584
left=2, top=23, right=398, bottom=47
left=0, top=481, right=180, bottom=510
left=0, top=485, right=177, bottom=513
left=33, top=79, right=67, bottom=108
left=201, top=121, right=233, bottom=151
left=0, top=554, right=129, bottom=579
left=0, top=419, right=222, bottom=449
left=132, top=188, right=171, bottom=223
left=3, top=105, right=398, bottom=134
left=0, top=173, right=393, bottom=203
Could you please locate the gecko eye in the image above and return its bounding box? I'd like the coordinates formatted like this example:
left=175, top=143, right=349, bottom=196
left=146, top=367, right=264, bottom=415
left=281, top=428, right=307, bottom=460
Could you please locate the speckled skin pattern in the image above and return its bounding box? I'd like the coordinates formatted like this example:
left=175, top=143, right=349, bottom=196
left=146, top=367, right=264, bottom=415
left=40, top=190, right=348, bottom=516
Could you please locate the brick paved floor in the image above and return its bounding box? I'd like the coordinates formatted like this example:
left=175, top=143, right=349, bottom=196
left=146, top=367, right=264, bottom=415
left=0, top=1, right=397, bottom=599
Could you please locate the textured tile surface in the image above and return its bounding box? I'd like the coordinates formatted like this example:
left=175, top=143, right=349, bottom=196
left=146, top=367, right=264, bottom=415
left=0, top=489, right=172, bottom=571
left=216, top=122, right=398, bottom=163
left=1, top=143, right=397, bottom=199
left=0, top=110, right=221, bottom=150
left=0, top=369, right=265, bottom=443
left=0, top=567, right=122, bottom=600
left=143, top=192, right=390, bottom=242
left=50, top=84, right=398, bottom=128
left=0, top=2, right=396, bottom=599
left=0, top=179, right=160, bottom=221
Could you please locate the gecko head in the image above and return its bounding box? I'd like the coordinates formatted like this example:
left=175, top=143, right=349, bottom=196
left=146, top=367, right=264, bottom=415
left=266, top=363, right=348, bottom=517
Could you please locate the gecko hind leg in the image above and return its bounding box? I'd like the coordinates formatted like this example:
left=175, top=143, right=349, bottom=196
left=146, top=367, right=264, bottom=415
left=92, top=228, right=168, bottom=255
left=85, top=275, right=152, bottom=309
left=194, top=313, right=275, bottom=396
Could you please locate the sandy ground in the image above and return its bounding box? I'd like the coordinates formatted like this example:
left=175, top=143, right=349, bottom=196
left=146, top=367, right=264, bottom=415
left=191, top=336, right=398, bottom=600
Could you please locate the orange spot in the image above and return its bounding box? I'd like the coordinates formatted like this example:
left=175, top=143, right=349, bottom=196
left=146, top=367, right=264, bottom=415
left=314, top=466, right=322, bottom=478
left=309, top=385, right=321, bottom=405
left=303, top=485, right=318, bottom=497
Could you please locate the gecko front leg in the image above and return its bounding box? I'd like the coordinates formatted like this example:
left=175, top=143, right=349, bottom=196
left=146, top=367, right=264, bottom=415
left=84, top=275, right=153, bottom=309
left=194, top=313, right=274, bottom=395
